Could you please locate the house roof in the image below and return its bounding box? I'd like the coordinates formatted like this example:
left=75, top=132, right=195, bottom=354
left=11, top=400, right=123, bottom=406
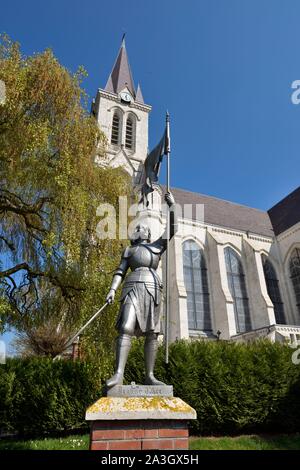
left=268, top=186, right=300, bottom=236
left=167, top=186, right=275, bottom=238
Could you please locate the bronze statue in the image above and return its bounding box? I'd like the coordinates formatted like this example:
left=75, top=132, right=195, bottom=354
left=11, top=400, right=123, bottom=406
left=105, top=192, right=178, bottom=388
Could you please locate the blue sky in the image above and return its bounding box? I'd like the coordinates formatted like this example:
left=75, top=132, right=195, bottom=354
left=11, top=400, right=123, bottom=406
left=1, top=0, right=300, bottom=350
left=2, top=0, right=300, bottom=208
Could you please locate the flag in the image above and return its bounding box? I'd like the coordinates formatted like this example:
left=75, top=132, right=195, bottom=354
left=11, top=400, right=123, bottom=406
left=140, top=119, right=170, bottom=206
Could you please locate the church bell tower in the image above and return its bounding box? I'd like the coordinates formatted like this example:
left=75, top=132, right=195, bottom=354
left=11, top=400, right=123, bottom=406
left=92, top=36, right=152, bottom=184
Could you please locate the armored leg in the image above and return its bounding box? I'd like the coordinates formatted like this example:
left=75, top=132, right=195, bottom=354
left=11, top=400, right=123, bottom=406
left=106, top=333, right=132, bottom=388
left=106, top=302, right=136, bottom=389
left=144, top=332, right=166, bottom=386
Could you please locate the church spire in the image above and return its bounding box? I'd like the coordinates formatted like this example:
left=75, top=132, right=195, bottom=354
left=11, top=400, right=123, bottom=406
left=135, top=83, right=144, bottom=104
left=104, top=35, right=136, bottom=97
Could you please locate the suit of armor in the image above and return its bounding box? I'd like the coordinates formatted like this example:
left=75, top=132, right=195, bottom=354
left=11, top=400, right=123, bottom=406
left=106, top=193, right=178, bottom=388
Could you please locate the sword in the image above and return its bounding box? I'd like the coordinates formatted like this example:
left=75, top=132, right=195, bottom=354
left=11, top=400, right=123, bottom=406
left=53, top=301, right=109, bottom=360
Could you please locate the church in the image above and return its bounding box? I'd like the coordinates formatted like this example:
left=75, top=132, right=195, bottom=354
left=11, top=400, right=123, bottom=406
left=91, top=38, right=300, bottom=344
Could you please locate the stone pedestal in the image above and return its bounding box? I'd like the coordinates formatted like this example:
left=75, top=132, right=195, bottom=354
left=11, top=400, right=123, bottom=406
left=86, top=395, right=197, bottom=451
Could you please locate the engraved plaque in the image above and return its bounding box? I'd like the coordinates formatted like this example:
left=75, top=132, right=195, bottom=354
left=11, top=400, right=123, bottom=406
left=106, top=384, right=173, bottom=397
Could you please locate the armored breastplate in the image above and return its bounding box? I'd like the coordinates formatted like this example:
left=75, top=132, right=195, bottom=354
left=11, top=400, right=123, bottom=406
left=127, top=244, right=161, bottom=271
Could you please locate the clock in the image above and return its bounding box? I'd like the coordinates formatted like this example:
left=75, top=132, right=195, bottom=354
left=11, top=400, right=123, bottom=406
left=120, top=91, right=132, bottom=103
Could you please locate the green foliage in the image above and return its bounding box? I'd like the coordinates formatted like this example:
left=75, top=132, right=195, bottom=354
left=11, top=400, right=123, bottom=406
left=0, top=358, right=104, bottom=436
left=1, top=341, right=300, bottom=437
left=125, top=339, right=300, bottom=435
left=0, top=34, right=132, bottom=358
left=0, top=434, right=90, bottom=450
left=189, top=434, right=300, bottom=450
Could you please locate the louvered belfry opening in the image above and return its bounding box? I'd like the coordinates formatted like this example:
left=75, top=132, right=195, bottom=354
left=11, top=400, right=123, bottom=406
left=125, top=117, right=133, bottom=149
left=111, top=113, right=120, bottom=145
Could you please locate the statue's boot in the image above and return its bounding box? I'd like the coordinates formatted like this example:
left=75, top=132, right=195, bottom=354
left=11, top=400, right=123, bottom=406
left=106, top=334, right=132, bottom=389
left=144, top=333, right=166, bottom=386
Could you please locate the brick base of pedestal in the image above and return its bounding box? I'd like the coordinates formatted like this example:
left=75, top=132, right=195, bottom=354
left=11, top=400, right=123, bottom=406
left=90, top=420, right=189, bottom=451
left=86, top=396, right=196, bottom=451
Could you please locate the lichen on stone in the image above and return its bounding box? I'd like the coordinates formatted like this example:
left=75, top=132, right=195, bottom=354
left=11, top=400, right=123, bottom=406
left=87, top=396, right=194, bottom=415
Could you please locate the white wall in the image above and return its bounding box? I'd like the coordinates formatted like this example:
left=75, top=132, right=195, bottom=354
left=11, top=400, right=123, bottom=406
left=94, top=89, right=151, bottom=180
left=136, top=188, right=300, bottom=342
left=95, top=77, right=300, bottom=340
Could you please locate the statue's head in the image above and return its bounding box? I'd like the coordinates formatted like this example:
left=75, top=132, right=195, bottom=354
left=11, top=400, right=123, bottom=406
left=130, top=223, right=151, bottom=244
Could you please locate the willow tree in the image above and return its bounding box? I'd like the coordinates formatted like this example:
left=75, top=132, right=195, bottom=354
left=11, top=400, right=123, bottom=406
left=0, top=35, right=131, bottom=361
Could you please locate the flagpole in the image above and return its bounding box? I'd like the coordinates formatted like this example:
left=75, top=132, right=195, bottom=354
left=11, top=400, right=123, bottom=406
left=165, top=111, right=170, bottom=364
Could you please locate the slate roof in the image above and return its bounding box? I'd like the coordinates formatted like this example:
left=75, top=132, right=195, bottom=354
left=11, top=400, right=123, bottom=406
left=105, top=37, right=136, bottom=98
left=268, top=186, right=300, bottom=236
left=135, top=83, right=144, bottom=104
left=166, top=186, right=275, bottom=238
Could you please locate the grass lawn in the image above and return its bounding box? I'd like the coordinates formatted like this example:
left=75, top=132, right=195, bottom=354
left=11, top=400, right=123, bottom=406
left=1, top=433, right=300, bottom=450
left=0, top=434, right=90, bottom=450
left=190, top=434, right=300, bottom=450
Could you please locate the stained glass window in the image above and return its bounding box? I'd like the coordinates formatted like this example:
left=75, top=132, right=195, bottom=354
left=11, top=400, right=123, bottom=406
left=262, top=255, right=285, bottom=324
left=182, top=240, right=212, bottom=331
left=289, top=248, right=300, bottom=316
left=224, top=247, right=251, bottom=333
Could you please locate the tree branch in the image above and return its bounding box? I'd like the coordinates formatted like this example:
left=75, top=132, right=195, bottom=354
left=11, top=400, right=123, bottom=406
left=0, top=189, right=52, bottom=216
left=0, top=262, right=85, bottom=296
left=0, top=235, right=15, bottom=251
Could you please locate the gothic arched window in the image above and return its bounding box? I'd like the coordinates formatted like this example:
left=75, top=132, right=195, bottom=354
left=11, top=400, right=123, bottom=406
left=111, top=112, right=120, bottom=145
left=125, top=116, right=134, bottom=150
left=289, top=248, right=300, bottom=316
left=224, top=247, right=251, bottom=333
left=262, top=255, right=285, bottom=324
left=182, top=240, right=212, bottom=332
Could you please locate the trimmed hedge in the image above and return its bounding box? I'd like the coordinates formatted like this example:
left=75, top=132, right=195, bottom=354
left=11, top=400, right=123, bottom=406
left=1, top=340, right=300, bottom=436
left=125, top=339, right=300, bottom=435
left=0, top=358, right=105, bottom=436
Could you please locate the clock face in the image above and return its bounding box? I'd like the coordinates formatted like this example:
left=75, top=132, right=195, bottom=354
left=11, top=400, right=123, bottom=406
left=120, top=91, right=132, bottom=103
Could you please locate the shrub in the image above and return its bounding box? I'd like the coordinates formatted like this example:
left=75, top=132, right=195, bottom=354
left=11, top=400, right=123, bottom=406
left=0, top=358, right=104, bottom=436
left=126, top=339, right=300, bottom=435
left=1, top=340, right=300, bottom=436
